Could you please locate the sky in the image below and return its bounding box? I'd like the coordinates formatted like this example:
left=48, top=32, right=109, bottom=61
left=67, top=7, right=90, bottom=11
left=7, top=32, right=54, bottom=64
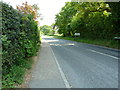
left=2, top=0, right=70, bottom=26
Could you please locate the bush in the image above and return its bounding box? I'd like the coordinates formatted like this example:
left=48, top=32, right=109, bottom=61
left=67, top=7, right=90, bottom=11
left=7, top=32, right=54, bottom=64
left=1, top=1, right=40, bottom=88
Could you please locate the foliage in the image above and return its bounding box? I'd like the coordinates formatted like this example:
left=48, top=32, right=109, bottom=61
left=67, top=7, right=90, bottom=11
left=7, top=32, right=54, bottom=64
left=55, top=2, right=77, bottom=36
left=40, top=25, right=53, bottom=35
left=1, top=1, right=40, bottom=88
left=107, top=2, right=120, bottom=37
left=16, top=1, right=40, bottom=20
left=55, top=2, right=119, bottom=40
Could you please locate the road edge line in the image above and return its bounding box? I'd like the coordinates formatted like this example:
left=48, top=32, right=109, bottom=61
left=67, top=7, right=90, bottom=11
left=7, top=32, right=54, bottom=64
left=49, top=45, right=71, bottom=89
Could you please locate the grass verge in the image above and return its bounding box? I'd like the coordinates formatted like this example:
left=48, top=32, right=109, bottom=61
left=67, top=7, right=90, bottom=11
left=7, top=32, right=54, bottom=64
left=2, top=58, right=33, bottom=88
left=18, top=47, right=41, bottom=88
left=2, top=46, right=41, bottom=88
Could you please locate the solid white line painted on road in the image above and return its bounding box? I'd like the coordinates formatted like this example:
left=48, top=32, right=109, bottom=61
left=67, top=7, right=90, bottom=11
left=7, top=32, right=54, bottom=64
left=49, top=46, right=72, bottom=89
left=88, top=49, right=118, bottom=59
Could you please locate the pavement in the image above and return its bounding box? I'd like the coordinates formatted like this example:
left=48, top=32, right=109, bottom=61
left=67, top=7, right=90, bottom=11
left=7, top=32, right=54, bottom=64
left=29, top=38, right=65, bottom=88
left=28, top=36, right=119, bottom=88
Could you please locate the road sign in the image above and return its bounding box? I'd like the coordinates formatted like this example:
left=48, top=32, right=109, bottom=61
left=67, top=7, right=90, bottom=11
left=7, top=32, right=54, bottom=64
left=74, top=33, right=80, bottom=36
left=114, top=37, right=120, bottom=40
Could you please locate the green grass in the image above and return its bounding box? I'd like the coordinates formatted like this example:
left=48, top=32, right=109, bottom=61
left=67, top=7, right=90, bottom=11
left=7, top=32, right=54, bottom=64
left=2, top=58, right=34, bottom=88
left=49, top=35, right=119, bottom=50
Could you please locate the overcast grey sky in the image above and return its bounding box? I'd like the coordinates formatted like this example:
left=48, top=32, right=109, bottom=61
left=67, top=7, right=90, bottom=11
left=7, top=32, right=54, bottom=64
left=2, top=0, right=70, bottom=26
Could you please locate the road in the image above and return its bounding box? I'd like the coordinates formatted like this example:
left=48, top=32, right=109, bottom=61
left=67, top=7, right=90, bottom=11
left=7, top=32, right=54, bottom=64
left=29, top=36, right=119, bottom=88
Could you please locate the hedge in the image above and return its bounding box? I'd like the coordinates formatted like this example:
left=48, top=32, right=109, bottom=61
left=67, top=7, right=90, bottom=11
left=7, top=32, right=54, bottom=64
left=1, top=1, right=40, bottom=88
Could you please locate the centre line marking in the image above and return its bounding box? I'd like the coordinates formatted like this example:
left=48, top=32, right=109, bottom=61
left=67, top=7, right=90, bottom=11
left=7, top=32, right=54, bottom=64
left=87, top=49, right=118, bottom=59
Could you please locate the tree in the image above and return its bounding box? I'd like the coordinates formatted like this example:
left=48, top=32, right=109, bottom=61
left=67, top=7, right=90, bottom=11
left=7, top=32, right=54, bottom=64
left=55, top=1, right=116, bottom=39
left=40, top=25, right=52, bottom=35
left=55, top=2, right=77, bottom=36
left=107, top=2, right=120, bottom=37
left=16, top=1, right=40, bottom=20
left=72, top=2, right=112, bottom=39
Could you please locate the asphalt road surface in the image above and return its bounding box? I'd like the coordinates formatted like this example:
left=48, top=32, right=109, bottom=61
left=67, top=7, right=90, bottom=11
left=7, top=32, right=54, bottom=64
left=44, top=36, right=118, bottom=88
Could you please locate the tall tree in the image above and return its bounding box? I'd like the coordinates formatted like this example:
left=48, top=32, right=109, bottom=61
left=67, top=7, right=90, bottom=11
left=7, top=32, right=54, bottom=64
left=16, top=2, right=40, bottom=20
left=55, top=1, right=117, bottom=39
left=107, top=2, right=120, bottom=37
left=55, top=2, right=77, bottom=36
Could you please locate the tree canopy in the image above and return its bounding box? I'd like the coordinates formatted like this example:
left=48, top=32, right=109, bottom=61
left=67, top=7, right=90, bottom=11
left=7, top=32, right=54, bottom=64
left=55, top=2, right=119, bottom=39
left=16, top=2, right=40, bottom=20
left=40, top=25, right=53, bottom=35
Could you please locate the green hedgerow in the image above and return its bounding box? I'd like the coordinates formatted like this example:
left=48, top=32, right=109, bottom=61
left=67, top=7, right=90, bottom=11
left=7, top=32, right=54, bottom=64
left=1, top=1, right=40, bottom=88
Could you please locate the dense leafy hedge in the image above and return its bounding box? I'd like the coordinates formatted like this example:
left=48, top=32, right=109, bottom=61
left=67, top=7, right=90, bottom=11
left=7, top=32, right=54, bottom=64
left=1, top=2, right=40, bottom=88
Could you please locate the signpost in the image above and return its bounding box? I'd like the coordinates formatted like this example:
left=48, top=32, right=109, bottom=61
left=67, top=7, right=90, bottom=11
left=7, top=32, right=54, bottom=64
left=114, top=37, right=120, bottom=40
left=74, top=33, right=80, bottom=40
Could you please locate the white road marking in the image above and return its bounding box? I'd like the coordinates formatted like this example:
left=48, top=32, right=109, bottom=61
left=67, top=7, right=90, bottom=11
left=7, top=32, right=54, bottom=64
left=87, top=49, right=118, bottom=59
left=49, top=45, right=72, bottom=89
